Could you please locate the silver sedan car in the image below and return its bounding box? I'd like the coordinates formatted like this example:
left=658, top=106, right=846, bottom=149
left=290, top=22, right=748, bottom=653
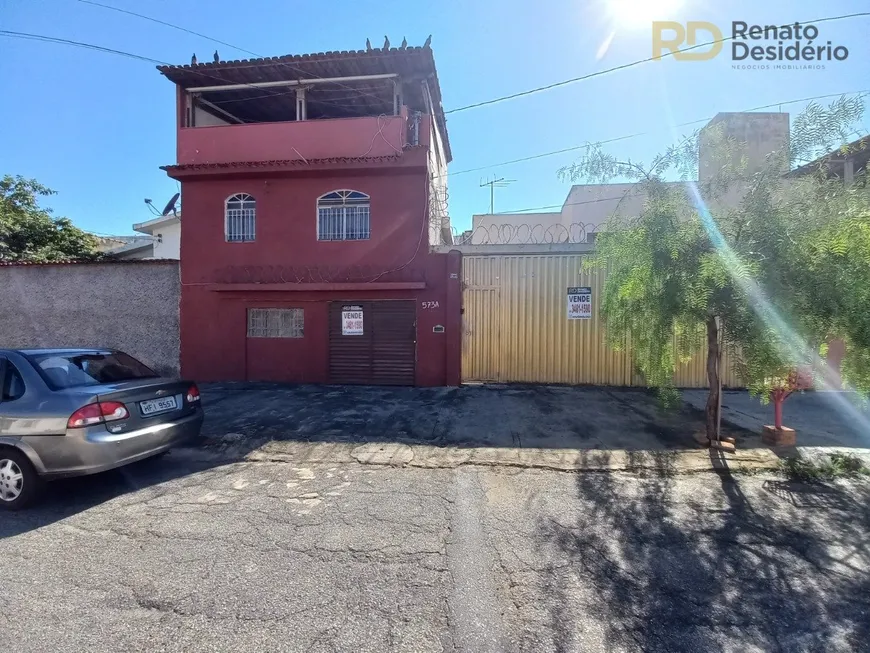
left=0, top=348, right=204, bottom=509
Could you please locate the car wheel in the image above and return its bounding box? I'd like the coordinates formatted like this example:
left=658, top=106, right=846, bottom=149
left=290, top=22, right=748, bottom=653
left=0, top=449, right=41, bottom=510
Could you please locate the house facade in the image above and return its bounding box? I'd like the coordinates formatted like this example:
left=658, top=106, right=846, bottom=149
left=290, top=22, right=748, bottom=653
left=95, top=214, right=180, bottom=260
left=160, top=44, right=460, bottom=386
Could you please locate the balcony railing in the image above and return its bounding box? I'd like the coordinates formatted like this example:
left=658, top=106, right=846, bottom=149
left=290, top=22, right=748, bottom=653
left=177, top=114, right=411, bottom=165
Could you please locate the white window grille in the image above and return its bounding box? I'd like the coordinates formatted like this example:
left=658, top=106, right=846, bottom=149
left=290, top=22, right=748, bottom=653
left=226, top=193, right=256, bottom=242
left=247, top=308, right=304, bottom=338
left=317, top=190, right=370, bottom=241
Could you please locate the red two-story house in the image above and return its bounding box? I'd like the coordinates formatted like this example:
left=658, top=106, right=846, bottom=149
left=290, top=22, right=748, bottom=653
left=159, top=43, right=460, bottom=386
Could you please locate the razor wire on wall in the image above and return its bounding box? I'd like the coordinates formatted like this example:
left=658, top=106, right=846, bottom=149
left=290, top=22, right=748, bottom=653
left=453, top=222, right=599, bottom=245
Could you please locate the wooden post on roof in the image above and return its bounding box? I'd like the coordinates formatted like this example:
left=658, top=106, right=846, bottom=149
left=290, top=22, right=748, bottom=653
left=295, top=88, right=307, bottom=121
left=393, top=80, right=403, bottom=116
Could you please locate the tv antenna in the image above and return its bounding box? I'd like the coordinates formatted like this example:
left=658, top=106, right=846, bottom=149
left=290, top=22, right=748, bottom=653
left=479, top=176, right=514, bottom=214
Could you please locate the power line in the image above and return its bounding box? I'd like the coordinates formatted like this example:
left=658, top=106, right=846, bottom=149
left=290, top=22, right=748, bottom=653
left=73, top=0, right=387, bottom=103
left=445, top=12, right=870, bottom=114
left=4, top=31, right=866, bottom=190
left=443, top=90, right=870, bottom=178
left=0, top=30, right=365, bottom=110
left=76, top=0, right=259, bottom=57
left=445, top=133, right=647, bottom=178
left=1, top=30, right=165, bottom=64
left=495, top=193, right=633, bottom=215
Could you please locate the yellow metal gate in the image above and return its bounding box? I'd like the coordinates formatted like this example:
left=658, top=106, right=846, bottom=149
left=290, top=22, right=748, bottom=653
left=461, top=253, right=742, bottom=387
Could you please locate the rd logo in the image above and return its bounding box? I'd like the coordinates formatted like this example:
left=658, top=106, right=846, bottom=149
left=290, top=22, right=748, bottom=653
left=652, top=21, right=723, bottom=60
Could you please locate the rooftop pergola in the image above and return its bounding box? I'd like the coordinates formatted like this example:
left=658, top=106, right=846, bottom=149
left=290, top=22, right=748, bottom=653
left=157, top=43, right=451, bottom=161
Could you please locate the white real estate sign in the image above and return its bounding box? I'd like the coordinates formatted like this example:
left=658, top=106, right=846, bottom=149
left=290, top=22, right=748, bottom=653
left=566, top=286, right=592, bottom=320
left=341, top=305, right=364, bottom=335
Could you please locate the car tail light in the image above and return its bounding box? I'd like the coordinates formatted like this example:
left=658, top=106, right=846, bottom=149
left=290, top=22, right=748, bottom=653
left=186, top=385, right=201, bottom=403
left=67, top=401, right=130, bottom=429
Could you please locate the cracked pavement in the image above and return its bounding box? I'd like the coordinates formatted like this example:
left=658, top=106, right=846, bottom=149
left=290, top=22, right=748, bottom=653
left=2, top=453, right=869, bottom=652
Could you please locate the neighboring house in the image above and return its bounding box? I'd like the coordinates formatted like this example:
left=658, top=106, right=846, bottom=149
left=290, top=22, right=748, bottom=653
left=787, top=134, right=869, bottom=183
left=132, top=213, right=181, bottom=259
left=158, top=42, right=460, bottom=386
left=92, top=213, right=180, bottom=260
left=94, top=235, right=158, bottom=260
left=469, top=112, right=791, bottom=244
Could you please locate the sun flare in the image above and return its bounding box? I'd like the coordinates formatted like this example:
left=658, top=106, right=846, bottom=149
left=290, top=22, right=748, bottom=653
left=607, top=0, right=685, bottom=28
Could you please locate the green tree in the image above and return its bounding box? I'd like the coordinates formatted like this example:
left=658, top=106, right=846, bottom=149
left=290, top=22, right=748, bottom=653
left=0, top=175, right=100, bottom=262
left=560, top=97, right=870, bottom=439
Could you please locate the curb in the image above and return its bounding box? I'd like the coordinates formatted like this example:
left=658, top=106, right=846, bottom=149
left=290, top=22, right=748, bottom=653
left=176, top=439, right=793, bottom=475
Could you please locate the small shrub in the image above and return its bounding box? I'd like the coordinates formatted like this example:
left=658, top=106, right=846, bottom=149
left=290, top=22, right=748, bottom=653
left=779, top=453, right=870, bottom=483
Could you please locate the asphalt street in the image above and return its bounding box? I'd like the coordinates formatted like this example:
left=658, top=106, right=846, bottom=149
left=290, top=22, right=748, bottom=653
left=2, top=453, right=868, bottom=652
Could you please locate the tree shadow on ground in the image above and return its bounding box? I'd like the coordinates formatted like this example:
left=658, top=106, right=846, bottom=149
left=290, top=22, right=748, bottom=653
left=542, top=451, right=870, bottom=652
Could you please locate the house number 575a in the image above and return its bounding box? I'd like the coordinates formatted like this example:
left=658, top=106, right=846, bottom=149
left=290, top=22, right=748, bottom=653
left=421, top=301, right=440, bottom=309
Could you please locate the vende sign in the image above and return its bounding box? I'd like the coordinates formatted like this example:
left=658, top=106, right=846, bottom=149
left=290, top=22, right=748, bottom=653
left=341, top=305, right=364, bottom=335
left=567, top=287, right=592, bottom=320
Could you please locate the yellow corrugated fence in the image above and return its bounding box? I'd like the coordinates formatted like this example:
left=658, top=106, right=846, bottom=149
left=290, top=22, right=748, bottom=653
left=461, top=254, right=743, bottom=388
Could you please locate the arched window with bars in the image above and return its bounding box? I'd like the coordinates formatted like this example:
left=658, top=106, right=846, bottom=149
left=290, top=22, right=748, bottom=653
left=225, top=193, right=256, bottom=242
left=317, top=190, right=370, bottom=241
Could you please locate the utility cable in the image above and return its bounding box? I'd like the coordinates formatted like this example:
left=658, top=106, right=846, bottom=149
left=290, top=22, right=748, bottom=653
left=0, top=30, right=343, bottom=113
left=76, top=0, right=259, bottom=57
left=73, top=0, right=389, bottom=103
left=445, top=12, right=870, bottom=114
left=442, top=90, right=870, bottom=178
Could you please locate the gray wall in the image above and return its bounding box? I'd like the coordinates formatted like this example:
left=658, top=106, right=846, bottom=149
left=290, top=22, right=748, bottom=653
left=699, top=112, right=790, bottom=180
left=0, top=261, right=180, bottom=377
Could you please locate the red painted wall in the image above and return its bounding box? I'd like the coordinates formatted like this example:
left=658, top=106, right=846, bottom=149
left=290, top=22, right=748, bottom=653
left=177, top=114, right=415, bottom=165
left=180, top=169, right=428, bottom=281
left=178, top=167, right=461, bottom=386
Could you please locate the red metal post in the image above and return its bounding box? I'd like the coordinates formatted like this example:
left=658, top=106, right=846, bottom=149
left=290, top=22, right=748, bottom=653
left=445, top=249, right=463, bottom=387
left=773, top=395, right=783, bottom=430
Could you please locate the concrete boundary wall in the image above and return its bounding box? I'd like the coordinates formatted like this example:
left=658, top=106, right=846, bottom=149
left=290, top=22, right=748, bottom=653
left=0, top=261, right=180, bottom=377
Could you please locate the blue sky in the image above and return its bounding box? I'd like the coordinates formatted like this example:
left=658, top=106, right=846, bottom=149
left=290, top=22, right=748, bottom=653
left=1, top=0, right=868, bottom=236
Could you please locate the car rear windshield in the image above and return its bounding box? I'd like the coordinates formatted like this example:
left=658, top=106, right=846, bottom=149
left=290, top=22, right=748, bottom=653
left=27, top=351, right=159, bottom=390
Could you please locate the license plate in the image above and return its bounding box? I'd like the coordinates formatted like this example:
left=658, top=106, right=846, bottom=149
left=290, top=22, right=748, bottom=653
left=139, top=396, right=178, bottom=416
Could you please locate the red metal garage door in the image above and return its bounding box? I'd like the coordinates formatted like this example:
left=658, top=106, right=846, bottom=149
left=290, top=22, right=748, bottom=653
left=329, top=301, right=416, bottom=385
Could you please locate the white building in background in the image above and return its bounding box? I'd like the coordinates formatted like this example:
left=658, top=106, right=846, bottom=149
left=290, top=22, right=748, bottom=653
left=468, top=112, right=790, bottom=245
left=132, top=213, right=181, bottom=259
left=96, top=213, right=181, bottom=260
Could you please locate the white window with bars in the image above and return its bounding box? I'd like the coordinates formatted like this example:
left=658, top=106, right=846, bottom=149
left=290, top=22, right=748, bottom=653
left=317, top=190, right=370, bottom=241
left=225, top=193, right=256, bottom=242
left=247, top=308, right=304, bottom=338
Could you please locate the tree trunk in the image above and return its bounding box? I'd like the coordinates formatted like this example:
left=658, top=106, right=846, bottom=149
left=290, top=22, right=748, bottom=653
left=706, top=316, right=721, bottom=441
